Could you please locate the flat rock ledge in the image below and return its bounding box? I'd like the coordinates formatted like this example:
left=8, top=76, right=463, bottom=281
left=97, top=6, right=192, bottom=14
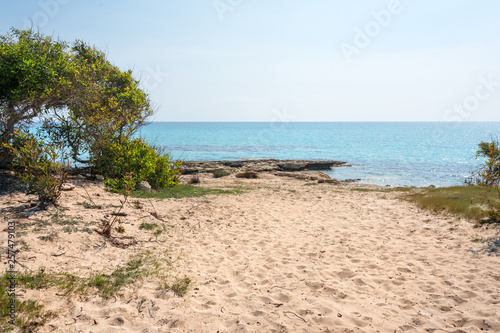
left=181, top=159, right=349, bottom=175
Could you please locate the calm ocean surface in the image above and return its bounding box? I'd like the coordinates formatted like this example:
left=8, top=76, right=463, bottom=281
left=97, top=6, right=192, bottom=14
left=137, top=122, right=500, bottom=187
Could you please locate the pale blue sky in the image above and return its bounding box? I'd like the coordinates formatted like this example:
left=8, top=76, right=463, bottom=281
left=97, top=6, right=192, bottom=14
left=1, top=0, right=499, bottom=121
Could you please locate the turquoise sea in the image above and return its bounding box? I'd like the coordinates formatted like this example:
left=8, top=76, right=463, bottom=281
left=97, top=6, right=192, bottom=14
left=137, top=122, right=500, bottom=187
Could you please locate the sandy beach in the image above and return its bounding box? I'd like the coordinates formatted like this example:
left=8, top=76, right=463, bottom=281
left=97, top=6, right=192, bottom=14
left=2, top=173, right=500, bottom=332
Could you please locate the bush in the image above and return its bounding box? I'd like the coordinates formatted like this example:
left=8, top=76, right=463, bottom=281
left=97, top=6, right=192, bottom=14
left=474, top=140, right=500, bottom=187
left=2, top=132, right=66, bottom=209
left=467, top=140, right=500, bottom=224
left=189, top=175, right=200, bottom=184
left=94, top=137, right=181, bottom=192
left=213, top=169, right=230, bottom=178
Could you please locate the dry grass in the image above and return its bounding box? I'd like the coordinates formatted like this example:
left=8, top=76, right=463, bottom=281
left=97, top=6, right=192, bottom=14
left=404, top=185, right=500, bottom=224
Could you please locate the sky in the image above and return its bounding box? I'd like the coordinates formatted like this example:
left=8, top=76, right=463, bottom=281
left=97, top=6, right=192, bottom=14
left=1, top=0, right=499, bottom=122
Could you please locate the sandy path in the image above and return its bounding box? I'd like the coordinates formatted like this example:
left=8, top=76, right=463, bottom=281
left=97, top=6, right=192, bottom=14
left=164, top=182, right=500, bottom=332
left=2, top=176, right=500, bottom=332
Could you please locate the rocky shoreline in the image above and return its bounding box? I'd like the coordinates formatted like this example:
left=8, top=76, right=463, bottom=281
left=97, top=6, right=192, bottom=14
left=181, top=159, right=349, bottom=174
left=180, top=159, right=355, bottom=184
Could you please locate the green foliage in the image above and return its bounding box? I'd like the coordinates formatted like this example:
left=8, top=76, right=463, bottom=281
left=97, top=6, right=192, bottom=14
left=170, top=277, right=191, bottom=297
left=0, top=29, right=70, bottom=167
left=139, top=223, right=158, bottom=230
left=38, top=232, right=58, bottom=242
left=3, top=132, right=66, bottom=209
left=87, top=258, right=144, bottom=299
left=96, top=137, right=181, bottom=191
left=0, top=29, right=154, bottom=172
left=467, top=140, right=500, bottom=224
left=0, top=251, right=175, bottom=329
left=469, top=140, right=500, bottom=187
left=0, top=270, right=55, bottom=331
left=42, top=41, right=153, bottom=164
left=133, top=184, right=249, bottom=199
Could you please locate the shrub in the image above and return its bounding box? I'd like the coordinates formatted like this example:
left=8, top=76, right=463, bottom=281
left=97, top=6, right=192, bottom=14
left=101, top=173, right=134, bottom=237
left=2, top=132, right=67, bottom=209
left=189, top=175, right=200, bottom=184
left=475, top=140, right=500, bottom=186
left=213, top=169, right=230, bottom=178
left=94, top=137, right=181, bottom=192
left=467, top=140, right=500, bottom=224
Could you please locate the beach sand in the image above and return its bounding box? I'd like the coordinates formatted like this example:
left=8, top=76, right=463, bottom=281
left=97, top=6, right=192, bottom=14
left=2, top=173, right=500, bottom=332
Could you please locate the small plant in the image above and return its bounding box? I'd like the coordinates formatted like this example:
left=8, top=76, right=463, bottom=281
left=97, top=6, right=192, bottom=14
left=171, top=277, right=191, bottom=297
left=133, top=200, right=143, bottom=209
left=101, top=173, right=134, bottom=237
left=18, top=240, right=30, bottom=251
left=139, top=223, right=157, bottom=230
left=38, top=232, right=58, bottom=242
left=115, top=226, right=125, bottom=234
left=213, top=170, right=230, bottom=178
left=3, top=132, right=67, bottom=209
left=154, top=229, right=163, bottom=240
left=87, top=257, right=145, bottom=299
left=189, top=174, right=200, bottom=184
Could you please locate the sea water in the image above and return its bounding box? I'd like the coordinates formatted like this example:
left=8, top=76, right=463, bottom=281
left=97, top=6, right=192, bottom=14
left=137, top=122, right=500, bottom=187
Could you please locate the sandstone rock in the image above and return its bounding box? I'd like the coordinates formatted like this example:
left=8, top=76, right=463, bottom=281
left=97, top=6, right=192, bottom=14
left=95, top=175, right=105, bottom=181
left=310, top=172, right=331, bottom=179
left=137, top=181, right=152, bottom=192
left=277, top=162, right=309, bottom=171
left=61, top=183, right=76, bottom=191
left=182, top=159, right=348, bottom=174
left=306, top=161, right=343, bottom=170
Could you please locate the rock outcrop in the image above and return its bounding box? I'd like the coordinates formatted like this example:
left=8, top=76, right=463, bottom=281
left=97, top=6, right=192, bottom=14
left=136, top=181, right=152, bottom=192
left=181, top=159, right=348, bottom=175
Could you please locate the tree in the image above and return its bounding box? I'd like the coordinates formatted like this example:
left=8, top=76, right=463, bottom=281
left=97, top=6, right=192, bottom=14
left=0, top=28, right=70, bottom=166
left=468, top=139, right=500, bottom=223
left=0, top=29, right=180, bottom=195
left=475, top=140, right=500, bottom=187
left=42, top=41, right=153, bottom=164
left=0, top=29, right=153, bottom=167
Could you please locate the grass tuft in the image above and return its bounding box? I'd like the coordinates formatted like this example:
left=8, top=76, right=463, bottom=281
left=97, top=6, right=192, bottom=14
left=139, top=222, right=158, bottom=230
left=171, top=277, right=191, bottom=297
left=38, top=232, right=58, bottom=242
left=404, top=185, right=498, bottom=223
